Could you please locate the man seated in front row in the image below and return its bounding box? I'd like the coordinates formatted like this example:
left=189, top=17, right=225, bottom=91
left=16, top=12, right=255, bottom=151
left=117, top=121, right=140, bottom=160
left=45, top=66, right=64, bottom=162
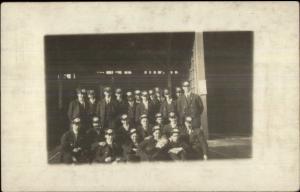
left=122, top=129, right=141, bottom=162
left=60, top=117, right=87, bottom=164
left=181, top=116, right=208, bottom=160
left=137, top=114, right=153, bottom=141
left=166, top=128, right=189, bottom=161
left=154, top=113, right=164, bottom=130
left=138, top=126, right=170, bottom=161
left=85, top=116, right=104, bottom=162
left=162, top=112, right=181, bottom=138
left=93, top=129, right=122, bottom=163
left=116, top=114, right=133, bottom=146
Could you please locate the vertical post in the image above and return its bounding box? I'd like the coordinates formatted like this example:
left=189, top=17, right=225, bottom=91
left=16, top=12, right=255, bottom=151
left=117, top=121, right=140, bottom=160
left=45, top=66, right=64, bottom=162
left=194, top=32, right=209, bottom=139
left=166, top=34, right=172, bottom=90
left=58, top=74, right=63, bottom=110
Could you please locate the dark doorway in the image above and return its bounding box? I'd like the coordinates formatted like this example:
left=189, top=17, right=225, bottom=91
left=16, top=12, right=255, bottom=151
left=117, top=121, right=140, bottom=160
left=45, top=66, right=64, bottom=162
left=203, top=31, right=253, bottom=138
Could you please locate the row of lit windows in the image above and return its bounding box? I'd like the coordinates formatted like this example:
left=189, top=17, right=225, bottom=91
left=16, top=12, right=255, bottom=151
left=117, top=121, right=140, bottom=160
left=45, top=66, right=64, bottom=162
left=97, top=71, right=133, bottom=75
left=58, top=70, right=179, bottom=79
left=144, top=70, right=179, bottom=75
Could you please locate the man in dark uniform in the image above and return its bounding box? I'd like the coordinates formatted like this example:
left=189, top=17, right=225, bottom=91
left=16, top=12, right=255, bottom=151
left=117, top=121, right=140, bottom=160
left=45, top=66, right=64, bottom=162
left=60, top=118, right=87, bottom=164
left=134, top=90, right=141, bottom=104
left=162, top=112, right=182, bottom=138
left=96, top=87, right=117, bottom=130
left=149, top=89, right=160, bottom=114
left=160, top=89, right=177, bottom=123
left=135, top=91, right=155, bottom=124
left=93, top=129, right=123, bottom=163
left=177, top=81, right=204, bottom=128
left=116, top=114, right=133, bottom=146
left=138, top=126, right=169, bottom=161
left=86, top=90, right=97, bottom=126
left=166, top=128, right=188, bottom=161
left=126, top=91, right=136, bottom=127
left=136, top=114, right=153, bottom=141
left=181, top=116, right=208, bottom=160
left=175, top=87, right=183, bottom=101
left=122, top=128, right=141, bottom=162
left=85, top=116, right=105, bottom=162
left=154, top=87, right=163, bottom=103
left=115, top=88, right=127, bottom=128
left=154, top=113, right=164, bottom=130
left=67, top=88, right=88, bottom=131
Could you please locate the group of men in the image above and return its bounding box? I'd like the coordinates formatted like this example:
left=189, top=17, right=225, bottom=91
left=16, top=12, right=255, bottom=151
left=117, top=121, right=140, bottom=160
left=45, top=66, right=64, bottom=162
left=60, top=81, right=208, bottom=164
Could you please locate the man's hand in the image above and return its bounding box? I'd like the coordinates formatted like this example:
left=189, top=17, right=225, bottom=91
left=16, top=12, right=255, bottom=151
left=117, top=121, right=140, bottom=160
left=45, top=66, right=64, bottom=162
left=105, top=157, right=112, bottom=162
left=73, top=148, right=81, bottom=153
left=99, top=142, right=106, bottom=146
left=145, top=136, right=152, bottom=140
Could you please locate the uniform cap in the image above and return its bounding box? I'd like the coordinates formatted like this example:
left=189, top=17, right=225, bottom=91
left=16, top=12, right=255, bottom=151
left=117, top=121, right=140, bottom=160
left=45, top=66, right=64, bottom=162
left=72, top=117, right=81, bottom=124
left=163, top=89, right=170, bottom=95
left=134, top=90, right=141, bottom=95
left=130, top=128, right=137, bottom=135
left=182, top=81, right=190, bottom=87
left=76, top=88, right=83, bottom=94
left=155, top=113, right=162, bottom=118
left=140, top=114, right=148, bottom=120
left=104, top=87, right=112, bottom=93
left=92, top=116, right=100, bottom=123
left=185, top=116, right=192, bottom=122
left=148, top=90, right=154, bottom=95
left=141, top=91, right=148, bottom=97
left=154, top=87, right=160, bottom=93
left=171, top=128, right=180, bottom=134
left=105, top=129, right=114, bottom=135
left=152, top=125, right=161, bottom=132
left=115, top=88, right=122, bottom=94
left=176, top=87, right=183, bottom=93
left=121, top=114, right=128, bottom=120
left=87, top=90, right=95, bottom=95
left=126, top=91, right=133, bottom=97
left=169, top=112, right=177, bottom=119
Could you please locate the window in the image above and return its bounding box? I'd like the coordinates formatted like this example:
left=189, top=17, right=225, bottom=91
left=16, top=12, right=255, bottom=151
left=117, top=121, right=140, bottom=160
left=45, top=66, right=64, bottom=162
left=106, top=71, right=114, bottom=75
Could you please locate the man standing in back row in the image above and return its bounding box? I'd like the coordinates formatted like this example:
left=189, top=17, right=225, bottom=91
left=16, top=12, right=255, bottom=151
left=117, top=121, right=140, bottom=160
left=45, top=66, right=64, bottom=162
left=177, top=81, right=204, bottom=129
left=96, top=87, right=117, bottom=129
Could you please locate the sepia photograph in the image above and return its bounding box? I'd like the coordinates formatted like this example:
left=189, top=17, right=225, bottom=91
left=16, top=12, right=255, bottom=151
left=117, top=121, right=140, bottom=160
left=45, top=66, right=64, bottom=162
left=45, top=32, right=253, bottom=164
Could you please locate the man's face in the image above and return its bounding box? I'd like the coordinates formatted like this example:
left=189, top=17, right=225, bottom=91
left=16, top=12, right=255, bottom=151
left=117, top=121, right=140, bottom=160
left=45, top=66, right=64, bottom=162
left=165, top=94, right=171, bottom=100
left=131, top=133, right=138, bottom=143
left=185, top=121, right=192, bottom=129
left=156, top=118, right=163, bottom=125
left=72, top=123, right=80, bottom=132
left=77, top=93, right=83, bottom=100
left=183, top=86, right=191, bottom=93
left=104, top=91, right=111, bottom=97
left=121, top=119, right=128, bottom=125
left=115, top=93, right=121, bottom=99
left=88, top=94, right=95, bottom=99
left=153, top=130, right=160, bottom=140
left=135, top=95, right=140, bottom=100
left=141, top=95, right=148, bottom=102
left=176, top=92, right=182, bottom=97
left=141, top=118, right=148, bottom=127
left=93, top=123, right=100, bottom=129
left=105, top=133, right=113, bottom=144
left=169, top=117, right=176, bottom=124
left=171, top=133, right=179, bottom=142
